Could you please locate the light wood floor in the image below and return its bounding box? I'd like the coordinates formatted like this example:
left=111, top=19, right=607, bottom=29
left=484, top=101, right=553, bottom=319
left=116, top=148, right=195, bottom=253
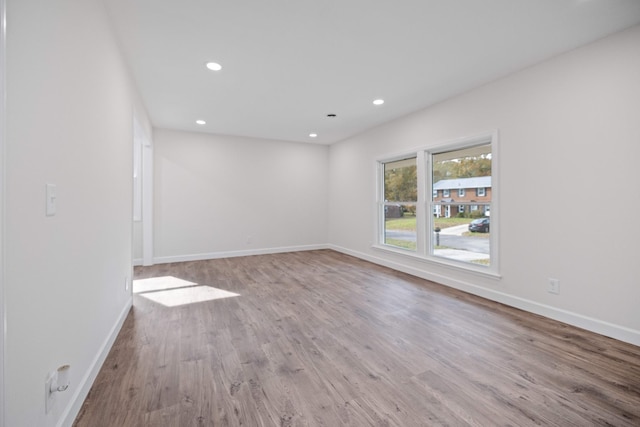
left=74, top=250, right=640, bottom=426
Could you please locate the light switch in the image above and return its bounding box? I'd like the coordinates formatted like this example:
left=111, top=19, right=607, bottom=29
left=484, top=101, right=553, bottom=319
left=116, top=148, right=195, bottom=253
left=46, top=184, right=57, bottom=216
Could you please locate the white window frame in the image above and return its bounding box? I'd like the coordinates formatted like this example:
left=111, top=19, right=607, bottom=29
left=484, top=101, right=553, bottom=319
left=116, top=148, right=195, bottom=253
left=477, top=187, right=486, bottom=197
left=376, top=155, right=422, bottom=253
left=443, top=189, right=450, bottom=197
left=374, top=131, right=499, bottom=278
left=458, top=188, right=465, bottom=197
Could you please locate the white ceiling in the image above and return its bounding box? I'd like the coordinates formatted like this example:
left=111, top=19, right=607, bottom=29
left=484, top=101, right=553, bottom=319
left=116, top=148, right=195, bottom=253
left=104, top=0, right=640, bottom=145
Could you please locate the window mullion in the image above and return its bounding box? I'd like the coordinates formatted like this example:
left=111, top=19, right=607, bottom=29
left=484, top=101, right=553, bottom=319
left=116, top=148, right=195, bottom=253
left=425, top=150, right=434, bottom=255
left=416, top=151, right=426, bottom=255
left=376, top=161, right=385, bottom=245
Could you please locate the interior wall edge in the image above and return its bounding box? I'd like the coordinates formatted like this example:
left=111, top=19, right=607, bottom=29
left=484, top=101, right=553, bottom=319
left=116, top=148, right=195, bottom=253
left=58, top=299, right=132, bottom=427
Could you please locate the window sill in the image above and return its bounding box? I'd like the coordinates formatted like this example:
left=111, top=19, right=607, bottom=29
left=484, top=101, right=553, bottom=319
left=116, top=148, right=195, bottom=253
left=371, top=244, right=502, bottom=280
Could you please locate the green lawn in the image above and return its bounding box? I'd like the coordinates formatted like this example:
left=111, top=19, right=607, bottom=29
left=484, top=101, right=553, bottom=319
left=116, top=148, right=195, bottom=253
left=434, top=217, right=473, bottom=229
left=462, top=231, right=490, bottom=238
left=385, top=217, right=417, bottom=231
left=385, top=216, right=473, bottom=232
left=384, top=238, right=416, bottom=251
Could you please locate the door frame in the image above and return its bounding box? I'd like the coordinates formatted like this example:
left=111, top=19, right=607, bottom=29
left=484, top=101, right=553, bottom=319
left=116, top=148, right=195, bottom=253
left=142, top=137, right=153, bottom=266
left=133, top=116, right=153, bottom=266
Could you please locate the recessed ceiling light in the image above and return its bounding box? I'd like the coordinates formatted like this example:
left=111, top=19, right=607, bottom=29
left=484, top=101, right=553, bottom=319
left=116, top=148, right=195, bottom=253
left=206, top=62, right=222, bottom=71
left=309, top=133, right=318, bottom=138
left=373, top=99, right=385, bottom=106
left=196, top=120, right=206, bottom=125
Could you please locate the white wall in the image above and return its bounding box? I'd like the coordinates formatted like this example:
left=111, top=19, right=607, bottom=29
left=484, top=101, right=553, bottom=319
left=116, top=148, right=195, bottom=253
left=153, top=129, right=329, bottom=262
left=133, top=221, right=143, bottom=261
left=328, top=25, right=640, bottom=345
left=3, top=8, right=637, bottom=426
left=0, top=0, right=6, bottom=423
left=5, top=0, right=150, bottom=425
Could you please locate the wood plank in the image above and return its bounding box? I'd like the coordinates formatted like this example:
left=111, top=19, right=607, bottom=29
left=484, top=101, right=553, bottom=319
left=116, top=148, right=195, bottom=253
left=74, top=250, right=640, bottom=426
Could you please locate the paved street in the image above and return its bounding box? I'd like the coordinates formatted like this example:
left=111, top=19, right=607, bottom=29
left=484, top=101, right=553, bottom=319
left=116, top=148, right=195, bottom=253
left=437, top=234, right=489, bottom=254
left=385, top=223, right=490, bottom=262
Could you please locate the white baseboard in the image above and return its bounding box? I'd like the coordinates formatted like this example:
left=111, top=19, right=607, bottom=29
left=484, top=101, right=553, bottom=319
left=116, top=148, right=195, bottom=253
left=49, top=243, right=638, bottom=427
left=58, top=298, right=133, bottom=427
left=329, top=244, right=640, bottom=347
left=152, top=244, right=329, bottom=265
left=133, top=258, right=143, bottom=267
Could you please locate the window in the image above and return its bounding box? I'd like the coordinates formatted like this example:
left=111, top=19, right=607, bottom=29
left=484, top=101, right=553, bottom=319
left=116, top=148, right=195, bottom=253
left=377, top=132, right=497, bottom=274
left=380, top=157, right=417, bottom=251
left=431, top=142, right=492, bottom=267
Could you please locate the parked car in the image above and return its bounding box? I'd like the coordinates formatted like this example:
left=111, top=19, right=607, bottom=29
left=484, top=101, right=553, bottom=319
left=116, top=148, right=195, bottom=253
left=468, top=217, right=490, bottom=232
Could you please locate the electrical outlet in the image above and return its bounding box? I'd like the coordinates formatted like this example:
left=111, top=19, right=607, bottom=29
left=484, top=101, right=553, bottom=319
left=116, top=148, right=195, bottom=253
left=246, top=235, right=253, bottom=245
left=125, top=276, right=130, bottom=291
left=45, top=371, right=57, bottom=413
left=45, top=365, right=71, bottom=413
left=548, top=278, right=560, bottom=294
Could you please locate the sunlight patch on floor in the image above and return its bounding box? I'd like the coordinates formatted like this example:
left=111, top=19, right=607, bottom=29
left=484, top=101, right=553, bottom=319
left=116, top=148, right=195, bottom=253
left=133, top=276, right=240, bottom=307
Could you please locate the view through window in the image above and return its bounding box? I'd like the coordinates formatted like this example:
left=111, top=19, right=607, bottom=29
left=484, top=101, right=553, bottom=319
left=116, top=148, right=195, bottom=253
left=377, top=134, right=496, bottom=273
left=382, top=157, right=417, bottom=251
left=431, top=143, right=492, bottom=266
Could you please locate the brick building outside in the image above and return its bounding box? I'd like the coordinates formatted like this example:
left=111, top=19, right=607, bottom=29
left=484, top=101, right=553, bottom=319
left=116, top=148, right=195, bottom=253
left=433, top=176, right=491, bottom=218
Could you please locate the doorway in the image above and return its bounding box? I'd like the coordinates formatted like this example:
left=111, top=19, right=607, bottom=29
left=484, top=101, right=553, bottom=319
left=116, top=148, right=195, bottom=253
left=133, top=116, right=153, bottom=266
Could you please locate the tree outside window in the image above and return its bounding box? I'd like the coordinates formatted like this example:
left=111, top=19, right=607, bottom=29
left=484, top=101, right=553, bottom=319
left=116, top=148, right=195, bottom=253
left=382, top=157, right=417, bottom=251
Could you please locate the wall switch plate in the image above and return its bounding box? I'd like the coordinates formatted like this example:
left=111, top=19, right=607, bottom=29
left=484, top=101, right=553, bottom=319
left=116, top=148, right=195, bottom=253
left=46, top=184, right=57, bottom=216
left=548, top=278, right=560, bottom=294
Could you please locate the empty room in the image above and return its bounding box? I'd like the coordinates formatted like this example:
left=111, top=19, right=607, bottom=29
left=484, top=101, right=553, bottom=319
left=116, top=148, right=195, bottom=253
left=2, top=0, right=640, bottom=426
